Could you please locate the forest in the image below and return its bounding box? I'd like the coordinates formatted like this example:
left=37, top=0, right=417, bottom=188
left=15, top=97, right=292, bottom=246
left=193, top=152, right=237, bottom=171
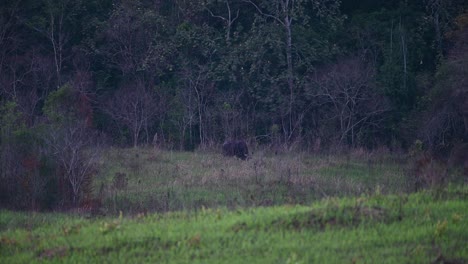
left=1, top=0, right=467, bottom=210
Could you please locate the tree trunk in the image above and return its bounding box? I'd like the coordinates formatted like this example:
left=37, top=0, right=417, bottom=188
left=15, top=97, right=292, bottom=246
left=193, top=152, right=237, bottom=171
left=285, top=17, right=294, bottom=141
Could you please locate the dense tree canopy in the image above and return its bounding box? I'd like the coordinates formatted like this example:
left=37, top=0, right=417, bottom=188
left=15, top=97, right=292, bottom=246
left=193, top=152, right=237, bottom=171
left=1, top=0, right=467, bottom=151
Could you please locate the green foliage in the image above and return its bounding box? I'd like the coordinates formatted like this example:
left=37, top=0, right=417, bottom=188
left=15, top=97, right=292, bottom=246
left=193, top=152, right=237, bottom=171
left=43, top=85, right=77, bottom=124
left=0, top=101, right=26, bottom=144
left=0, top=101, right=59, bottom=210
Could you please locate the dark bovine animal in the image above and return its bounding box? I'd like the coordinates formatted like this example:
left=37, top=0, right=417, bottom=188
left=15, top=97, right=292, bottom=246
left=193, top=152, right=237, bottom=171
left=222, top=140, right=249, bottom=160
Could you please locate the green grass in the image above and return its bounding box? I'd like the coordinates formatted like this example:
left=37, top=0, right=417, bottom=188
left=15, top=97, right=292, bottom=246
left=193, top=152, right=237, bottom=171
left=1, top=185, right=467, bottom=263
left=2, top=147, right=465, bottom=262
left=96, top=148, right=411, bottom=214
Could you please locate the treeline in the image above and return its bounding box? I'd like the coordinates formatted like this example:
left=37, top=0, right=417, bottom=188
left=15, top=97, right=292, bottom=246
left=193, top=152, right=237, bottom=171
left=1, top=0, right=467, bottom=209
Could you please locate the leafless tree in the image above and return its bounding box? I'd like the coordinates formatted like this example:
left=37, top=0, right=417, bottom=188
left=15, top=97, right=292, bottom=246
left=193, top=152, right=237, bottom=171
left=104, top=79, right=161, bottom=147
left=419, top=105, right=463, bottom=150
left=45, top=121, right=102, bottom=205
left=20, top=0, right=77, bottom=87
left=2, top=51, right=56, bottom=125
left=424, top=0, right=453, bottom=55
left=171, top=84, right=198, bottom=150
left=308, top=57, right=390, bottom=146
left=42, top=75, right=101, bottom=206
left=178, top=62, right=216, bottom=147
left=205, top=0, right=240, bottom=43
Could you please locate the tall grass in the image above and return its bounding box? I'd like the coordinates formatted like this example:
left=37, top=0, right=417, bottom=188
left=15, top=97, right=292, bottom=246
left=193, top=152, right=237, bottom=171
left=1, top=147, right=466, bottom=263
left=94, top=147, right=414, bottom=215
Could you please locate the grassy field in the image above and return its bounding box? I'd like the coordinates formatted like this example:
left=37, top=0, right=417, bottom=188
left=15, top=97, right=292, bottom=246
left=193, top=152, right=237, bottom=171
left=95, top=147, right=411, bottom=215
left=1, top=185, right=467, bottom=263
left=1, top=148, right=467, bottom=263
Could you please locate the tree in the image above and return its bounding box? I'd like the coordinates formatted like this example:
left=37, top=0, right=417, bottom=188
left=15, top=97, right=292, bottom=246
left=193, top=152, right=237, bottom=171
left=419, top=14, right=468, bottom=150
left=0, top=101, right=26, bottom=206
left=0, top=1, right=20, bottom=94
left=204, top=0, right=240, bottom=43
left=104, top=80, right=161, bottom=147
left=308, top=57, right=390, bottom=147
left=43, top=84, right=101, bottom=205
left=44, top=121, right=101, bottom=205
left=173, top=22, right=220, bottom=147
left=23, top=0, right=84, bottom=87
left=424, top=0, right=467, bottom=57
left=100, top=1, right=171, bottom=77
left=0, top=2, right=55, bottom=125
left=243, top=0, right=342, bottom=142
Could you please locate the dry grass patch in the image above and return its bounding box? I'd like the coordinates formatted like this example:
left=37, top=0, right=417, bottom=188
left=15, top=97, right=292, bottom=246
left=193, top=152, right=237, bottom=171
left=93, top=147, right=438, bottom=214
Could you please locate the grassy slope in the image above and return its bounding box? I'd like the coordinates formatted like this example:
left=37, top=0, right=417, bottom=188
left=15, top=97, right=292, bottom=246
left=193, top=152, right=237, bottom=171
left=96, top=148, right=411, bottom=214
left=1, top=186, right=467, bottom=263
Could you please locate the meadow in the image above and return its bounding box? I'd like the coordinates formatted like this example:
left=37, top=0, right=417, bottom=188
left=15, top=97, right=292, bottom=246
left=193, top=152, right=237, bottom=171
left=1, top=147, right=467, bottom=263
left=96, top=147, right=411, bottom=215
